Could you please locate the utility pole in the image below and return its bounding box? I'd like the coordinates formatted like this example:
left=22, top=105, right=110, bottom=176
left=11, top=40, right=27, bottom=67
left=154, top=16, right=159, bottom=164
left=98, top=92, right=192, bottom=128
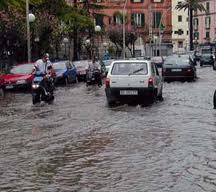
left=123, top=0, right=128, bottom=59
left=26, top=0, right=30, bottom=62
left=149, top=4, right=152, bottom=57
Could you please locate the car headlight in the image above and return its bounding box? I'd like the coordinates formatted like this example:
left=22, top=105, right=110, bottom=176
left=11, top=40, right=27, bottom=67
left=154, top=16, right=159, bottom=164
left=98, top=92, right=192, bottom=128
left=16, top=79, right=26, bottom=84
left=32, top=84, right=39, bottom=89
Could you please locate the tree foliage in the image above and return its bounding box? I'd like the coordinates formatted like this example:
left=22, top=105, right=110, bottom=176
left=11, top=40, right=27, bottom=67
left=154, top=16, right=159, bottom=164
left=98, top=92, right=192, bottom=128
left=0, top=0, right=96, bottom=62
left=107, top=28, right=137, bottom=58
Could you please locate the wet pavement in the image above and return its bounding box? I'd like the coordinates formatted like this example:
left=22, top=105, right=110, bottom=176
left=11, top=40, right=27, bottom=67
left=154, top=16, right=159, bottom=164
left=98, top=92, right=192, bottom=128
left=0, top=66, right=216, bottom=192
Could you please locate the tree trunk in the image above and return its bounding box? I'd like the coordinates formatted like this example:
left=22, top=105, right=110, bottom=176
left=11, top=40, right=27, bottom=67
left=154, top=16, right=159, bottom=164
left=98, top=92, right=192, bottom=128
left=189, top=8, right=194, bottom=51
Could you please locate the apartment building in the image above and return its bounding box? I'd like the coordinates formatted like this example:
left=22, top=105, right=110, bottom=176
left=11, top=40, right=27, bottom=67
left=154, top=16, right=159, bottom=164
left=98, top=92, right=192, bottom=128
left=94, top=0, right=172, bottom=56
left=172, top=0, right=189, bottom=52
left=193, top=0, right=216, bottom=49
left=67, top=0, right=172, bottom=57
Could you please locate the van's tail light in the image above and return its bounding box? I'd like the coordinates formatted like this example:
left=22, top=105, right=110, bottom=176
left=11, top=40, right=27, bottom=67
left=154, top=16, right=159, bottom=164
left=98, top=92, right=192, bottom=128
left=105, top=78, right=110, bottom=88
left=148, top=77, right=154, bottom=88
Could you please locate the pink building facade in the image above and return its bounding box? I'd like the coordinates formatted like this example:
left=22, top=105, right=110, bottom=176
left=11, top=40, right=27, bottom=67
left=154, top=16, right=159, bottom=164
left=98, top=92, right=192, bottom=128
left=193, top=0, right=216, bottom=45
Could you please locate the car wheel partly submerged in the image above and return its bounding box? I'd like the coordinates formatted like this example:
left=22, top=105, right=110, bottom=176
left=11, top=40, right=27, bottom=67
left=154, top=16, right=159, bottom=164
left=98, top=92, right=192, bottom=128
left=157, top=92, right=163, bottom=101
left=65, top=77, right=70, bottom=86
left=213, top=62, right=216, bottom=70
left=213, top=90, right=216, bottom=109
left=107, top=99, right=116, bottom=107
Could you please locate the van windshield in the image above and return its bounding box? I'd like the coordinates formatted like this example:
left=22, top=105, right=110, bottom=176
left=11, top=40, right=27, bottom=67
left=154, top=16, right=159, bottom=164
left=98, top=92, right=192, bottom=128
left=111, top=62, right=148, bottom=75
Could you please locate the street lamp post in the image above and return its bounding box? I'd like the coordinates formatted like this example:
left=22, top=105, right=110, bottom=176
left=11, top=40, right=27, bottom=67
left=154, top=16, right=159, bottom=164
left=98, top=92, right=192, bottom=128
left=94, top=25, right=101, bottom=60
left=26, top=0, right=35, bottom=62
left=159, top=6, right=172, bottom=56
left=63, top=37, right=69, bottom=59
left=122, top=0, right=128, bottom=59
left=85, top=39, right=91, bottom=60
left=34, top=37, right=40, bottom=59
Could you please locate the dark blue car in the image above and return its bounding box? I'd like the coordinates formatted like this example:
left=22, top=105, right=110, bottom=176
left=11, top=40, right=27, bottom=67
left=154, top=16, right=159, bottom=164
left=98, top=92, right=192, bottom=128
left=53, top=60, right=78, bottom=85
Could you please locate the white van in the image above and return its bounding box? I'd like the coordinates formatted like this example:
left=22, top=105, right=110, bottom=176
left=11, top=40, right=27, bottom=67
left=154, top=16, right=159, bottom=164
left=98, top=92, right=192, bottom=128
left=105, top=60, right=163, bottom=106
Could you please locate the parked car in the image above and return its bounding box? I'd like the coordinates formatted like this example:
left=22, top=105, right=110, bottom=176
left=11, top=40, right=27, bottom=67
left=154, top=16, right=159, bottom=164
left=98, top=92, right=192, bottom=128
left=101, top=59, right=114, bottom=76
left=105, top=59, right=163, bottom=106
left=0, top=63, right=34, bottom=90
left=200, top=53, right=215, bottom=66
left=162, top=54, right=197, bottom=82
left=73, top=60, right=89, bottom=81
left=151, top=56, right=164, bottom=68
left=52, top=60, right=77, bottom=85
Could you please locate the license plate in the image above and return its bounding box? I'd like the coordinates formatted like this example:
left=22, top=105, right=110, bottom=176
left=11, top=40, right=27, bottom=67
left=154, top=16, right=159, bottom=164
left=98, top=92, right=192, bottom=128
left=6, top=85, right=13, bottom=89
left=120, top=90, right=138, bottom=95
left=172, top=69, right=182, bottom=72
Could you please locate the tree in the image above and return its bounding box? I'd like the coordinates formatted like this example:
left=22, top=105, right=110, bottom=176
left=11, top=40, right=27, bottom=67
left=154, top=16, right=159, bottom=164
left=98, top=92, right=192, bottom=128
left=107, top=28, right=137, bottom=58
left=175, top=0, right=205, bottom=51
left=0, top=6, right=26, bottom=64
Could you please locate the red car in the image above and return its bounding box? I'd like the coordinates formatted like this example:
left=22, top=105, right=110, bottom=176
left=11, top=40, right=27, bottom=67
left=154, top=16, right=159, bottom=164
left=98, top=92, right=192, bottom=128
left=1, top=63, right=34, bottom=90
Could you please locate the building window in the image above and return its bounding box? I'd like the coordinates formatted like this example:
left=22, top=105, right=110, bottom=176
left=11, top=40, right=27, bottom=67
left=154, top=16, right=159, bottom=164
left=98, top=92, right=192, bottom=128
left=131, top=0, right=144, bottom=2
left=153, top=12, right=162, bottom=28
left=95, top=15, right=104, bottom=27
left=186, top=17, right=188, bottom=22
left=113, top=12, right=122, bottom=24
left=206, top=31, right=210, bottom=39
left=206, top=2, right=210, bottom=13
left=178, top=41, right=183, bottom=48
left=187, top=30, right=189, bottom=35
left=131, top=13, right=145, bottom=27
left=194, top=18, right=199, bottom=30
left=205, top=17, right=211, bottom=29
left=178, top=15, right=182, bottom=22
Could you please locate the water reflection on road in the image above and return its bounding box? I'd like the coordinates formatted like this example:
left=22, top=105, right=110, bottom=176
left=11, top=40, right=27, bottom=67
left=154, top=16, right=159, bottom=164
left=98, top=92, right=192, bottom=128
left=0, top=67, right=216, bottom=192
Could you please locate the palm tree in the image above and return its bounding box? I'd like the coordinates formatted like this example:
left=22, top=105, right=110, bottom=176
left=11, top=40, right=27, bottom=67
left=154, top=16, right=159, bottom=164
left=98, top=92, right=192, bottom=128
left=175, top=0, right=205, bottom=51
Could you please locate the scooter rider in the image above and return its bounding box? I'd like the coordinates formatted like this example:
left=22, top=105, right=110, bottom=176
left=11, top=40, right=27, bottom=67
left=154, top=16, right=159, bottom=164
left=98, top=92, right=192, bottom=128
left=32, top=53, right=55, bottom=92
left=32, top=53, right=53, bottom=74
left=85, top=57, right=102, bottom=86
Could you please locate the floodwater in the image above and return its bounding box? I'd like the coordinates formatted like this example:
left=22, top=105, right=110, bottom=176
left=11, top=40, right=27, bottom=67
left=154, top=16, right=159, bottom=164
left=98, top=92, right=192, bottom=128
left=0, top=67, right=216, bottom=192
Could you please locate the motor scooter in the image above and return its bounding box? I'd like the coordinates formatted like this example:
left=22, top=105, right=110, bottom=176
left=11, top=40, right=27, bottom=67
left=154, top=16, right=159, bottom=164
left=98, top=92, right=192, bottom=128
left=86, top=68, right=102, bottom=87
left=32, top=71, right=55, bottom=105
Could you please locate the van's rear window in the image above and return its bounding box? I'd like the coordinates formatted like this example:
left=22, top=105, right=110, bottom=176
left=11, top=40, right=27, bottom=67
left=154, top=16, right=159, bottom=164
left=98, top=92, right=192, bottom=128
left=111, top=62, right=148, bottom=75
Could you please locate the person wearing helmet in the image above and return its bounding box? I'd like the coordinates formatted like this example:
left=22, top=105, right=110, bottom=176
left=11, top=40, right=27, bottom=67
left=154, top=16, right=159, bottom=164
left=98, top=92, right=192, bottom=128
left=32, top=53, right=52, bottom=75
left=85, top=57, right=102, bottom=87
left=32, top=53, right=55, bottom=93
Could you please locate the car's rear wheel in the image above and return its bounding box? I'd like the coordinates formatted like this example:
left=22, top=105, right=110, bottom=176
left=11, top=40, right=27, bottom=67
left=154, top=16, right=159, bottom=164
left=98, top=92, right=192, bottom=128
left=213, top=90, right=216, bottom=109
left=149, top=90, right=157, bottom=104
left=65, top=77, right=70, bottom=86
left=157, top=89, right=163, bottom=101
left=213, top=62, right=216, bottom=70
left=107, top=98, right=116, bottom=107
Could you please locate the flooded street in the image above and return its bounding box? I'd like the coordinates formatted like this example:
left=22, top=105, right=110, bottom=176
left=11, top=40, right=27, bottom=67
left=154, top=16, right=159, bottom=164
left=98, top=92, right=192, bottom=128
left=0, top=67, right=216, bottom=192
